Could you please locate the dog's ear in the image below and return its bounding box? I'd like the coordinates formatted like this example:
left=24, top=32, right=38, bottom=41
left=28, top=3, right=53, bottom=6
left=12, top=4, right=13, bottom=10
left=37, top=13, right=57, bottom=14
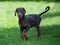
left=22, top=8, right=26, bottom=15
left=15, top=8, right=17, bottom=16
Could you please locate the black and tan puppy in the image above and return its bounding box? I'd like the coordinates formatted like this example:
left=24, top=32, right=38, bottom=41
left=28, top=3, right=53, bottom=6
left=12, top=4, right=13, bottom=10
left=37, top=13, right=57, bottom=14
left=15, top=6, right=50, bottom=40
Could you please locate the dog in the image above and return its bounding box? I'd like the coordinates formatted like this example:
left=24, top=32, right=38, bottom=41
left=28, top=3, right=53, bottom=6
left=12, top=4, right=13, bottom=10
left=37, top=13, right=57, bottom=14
left=15, top=6, right=50, bottom=40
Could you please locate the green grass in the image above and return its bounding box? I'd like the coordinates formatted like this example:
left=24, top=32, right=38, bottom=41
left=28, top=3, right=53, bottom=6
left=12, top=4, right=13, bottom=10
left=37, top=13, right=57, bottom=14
left=0, top=1, right=60, bottom=45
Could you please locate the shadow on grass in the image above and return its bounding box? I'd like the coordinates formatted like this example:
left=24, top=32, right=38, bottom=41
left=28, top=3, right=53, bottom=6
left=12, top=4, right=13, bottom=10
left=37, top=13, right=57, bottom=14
left=0, top=24, right=60, bottom=45
left=0, top=24, right=60, bottom=39
left=42, top=12, right=60, bottom=19
left=41, top=25, right=60, bottom=35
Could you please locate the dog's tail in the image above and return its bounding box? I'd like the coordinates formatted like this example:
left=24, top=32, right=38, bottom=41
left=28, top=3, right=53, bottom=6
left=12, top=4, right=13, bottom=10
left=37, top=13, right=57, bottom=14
left=39, top=6, right=50, bottom=16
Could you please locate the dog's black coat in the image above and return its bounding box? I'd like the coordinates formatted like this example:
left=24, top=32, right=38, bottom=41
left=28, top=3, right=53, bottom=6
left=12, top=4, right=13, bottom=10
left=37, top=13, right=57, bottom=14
left=15, top=6, right=50, bottom=40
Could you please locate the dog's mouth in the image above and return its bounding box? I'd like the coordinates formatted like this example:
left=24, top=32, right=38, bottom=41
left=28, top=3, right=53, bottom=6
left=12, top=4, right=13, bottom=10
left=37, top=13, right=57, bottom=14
left=18, top=15, right=23, bottom=18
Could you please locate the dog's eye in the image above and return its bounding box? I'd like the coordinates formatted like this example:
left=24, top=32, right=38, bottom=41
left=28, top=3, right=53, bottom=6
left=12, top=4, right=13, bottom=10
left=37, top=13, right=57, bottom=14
left=21, top=10, right=23, bottom=12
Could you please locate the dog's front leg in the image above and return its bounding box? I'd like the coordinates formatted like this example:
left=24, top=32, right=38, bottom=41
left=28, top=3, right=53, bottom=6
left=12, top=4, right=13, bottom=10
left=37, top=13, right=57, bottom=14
left=24, top=25, right=31, bottom=40
left=20, top=27, right=25, bottom=40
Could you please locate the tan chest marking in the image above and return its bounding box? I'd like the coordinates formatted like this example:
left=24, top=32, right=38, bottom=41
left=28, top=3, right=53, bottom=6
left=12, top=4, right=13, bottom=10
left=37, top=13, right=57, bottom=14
left=21, top=24, right=26, bottom=27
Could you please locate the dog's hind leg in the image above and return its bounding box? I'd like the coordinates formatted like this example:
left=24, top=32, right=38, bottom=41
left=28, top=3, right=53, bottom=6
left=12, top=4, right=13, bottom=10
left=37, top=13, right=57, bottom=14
left=35, top=25, right=41, bottom=38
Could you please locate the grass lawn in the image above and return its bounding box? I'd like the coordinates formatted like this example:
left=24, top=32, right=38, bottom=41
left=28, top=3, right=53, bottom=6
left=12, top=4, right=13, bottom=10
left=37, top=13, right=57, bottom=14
left=0, top=1, right=60, bottom=45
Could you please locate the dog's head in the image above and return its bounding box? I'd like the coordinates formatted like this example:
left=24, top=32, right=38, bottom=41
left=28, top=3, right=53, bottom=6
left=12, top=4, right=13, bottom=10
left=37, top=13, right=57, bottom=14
left=15, top=7, right=26, bottom=18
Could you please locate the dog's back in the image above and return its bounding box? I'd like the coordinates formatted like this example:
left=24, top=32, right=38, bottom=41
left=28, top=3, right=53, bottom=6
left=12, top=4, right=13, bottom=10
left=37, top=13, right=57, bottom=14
left=25, top=14, right=41, bottom=27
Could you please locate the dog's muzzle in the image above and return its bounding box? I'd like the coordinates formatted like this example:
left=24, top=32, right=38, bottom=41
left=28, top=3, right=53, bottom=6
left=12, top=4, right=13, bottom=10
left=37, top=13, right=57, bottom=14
left=18, top=13, right=23, bottom=18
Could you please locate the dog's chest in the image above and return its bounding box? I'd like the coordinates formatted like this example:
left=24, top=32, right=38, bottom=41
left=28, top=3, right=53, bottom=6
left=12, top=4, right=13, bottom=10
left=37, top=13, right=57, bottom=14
left=19, top=19, right=27, bottom=27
